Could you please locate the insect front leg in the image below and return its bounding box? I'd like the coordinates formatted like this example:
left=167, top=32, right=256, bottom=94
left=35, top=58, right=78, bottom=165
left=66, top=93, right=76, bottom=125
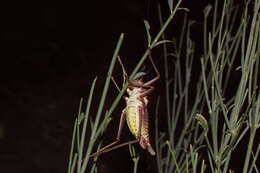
left=140, top=85, right=154, bottom=97
left=143, top=52, right=160, bottom=86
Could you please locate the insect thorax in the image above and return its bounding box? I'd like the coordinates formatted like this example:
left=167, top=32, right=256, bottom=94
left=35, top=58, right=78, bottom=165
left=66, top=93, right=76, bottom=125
left=126, top=91, right=146, bottom=107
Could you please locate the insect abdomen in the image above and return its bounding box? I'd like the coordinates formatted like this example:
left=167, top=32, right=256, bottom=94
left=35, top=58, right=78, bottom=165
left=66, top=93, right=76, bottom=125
left=126, top=106, right=140, bottom=137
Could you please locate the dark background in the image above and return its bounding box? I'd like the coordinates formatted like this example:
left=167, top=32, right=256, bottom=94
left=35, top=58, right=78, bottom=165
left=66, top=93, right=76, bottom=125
left=0, top=1, right=251, bottom=173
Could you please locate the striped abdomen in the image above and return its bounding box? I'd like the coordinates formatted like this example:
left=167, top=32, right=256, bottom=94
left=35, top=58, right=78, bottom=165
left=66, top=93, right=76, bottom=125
left=125, top=95, right=155, bottom=155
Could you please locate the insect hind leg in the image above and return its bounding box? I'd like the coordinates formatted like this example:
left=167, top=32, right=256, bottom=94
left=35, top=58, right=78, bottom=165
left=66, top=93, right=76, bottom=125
left=90, top=109, right=127, bottom=157
left=93, top=139, right=138, bottom=156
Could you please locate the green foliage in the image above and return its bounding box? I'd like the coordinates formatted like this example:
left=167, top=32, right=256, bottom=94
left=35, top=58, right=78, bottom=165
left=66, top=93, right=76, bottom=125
left=156, top=0, right=260, bottom=172
left=67, top=0, right=259, bottom=172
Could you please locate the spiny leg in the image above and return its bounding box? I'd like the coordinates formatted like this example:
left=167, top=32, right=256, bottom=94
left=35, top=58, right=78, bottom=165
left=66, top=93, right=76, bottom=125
left=99, top=105, right=148, bottom=156
left=143, top=52, right=160, bottom=86
left=138, top=104, right=155, bottom=155
left=137, top=105, right=144, bottom=143
left=137, top=97, right=149, bottom=140
left=140, top=85, right=154, bottom=97
left=95, top=139, right=138, bottom=155
left=139, top=52, right=161, bottom=96
left=143, top=106, right=156, bottom=155
left=90, top=109, right=126, bottom=157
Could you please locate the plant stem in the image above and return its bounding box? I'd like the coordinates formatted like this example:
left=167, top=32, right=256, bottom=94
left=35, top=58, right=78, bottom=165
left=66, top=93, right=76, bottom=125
left=243, top=127, right=257, bottom=173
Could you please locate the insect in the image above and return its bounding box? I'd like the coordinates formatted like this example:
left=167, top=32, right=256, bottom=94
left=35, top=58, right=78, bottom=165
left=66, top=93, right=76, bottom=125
left=90, top=52, right=160, bottom=157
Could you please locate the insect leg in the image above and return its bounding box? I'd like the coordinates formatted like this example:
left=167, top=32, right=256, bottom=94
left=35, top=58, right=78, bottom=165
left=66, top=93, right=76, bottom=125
left=95, top=139, right=138, bottom=155
left=140, top=85, right=154, bottom=97
left=143, top=52, right=160, bottom=86
left=138, top=105, right=155, bottom=155
left=128, top=52, right=159, bottom=97
left=143, top=106, right=156, bottom=155
left=137, top=106, right=144, bottom=144
left=90, top=109, right=127, bottom=157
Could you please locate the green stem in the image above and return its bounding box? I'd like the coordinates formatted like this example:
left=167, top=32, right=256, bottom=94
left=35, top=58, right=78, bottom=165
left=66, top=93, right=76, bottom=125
left=133, top=159, right=139, bottom=173
left=242, top=128, right=256, bottom=173
left=107, top=0, right=185, bottom=120
left=67, top=120, right=78, bottom=173
left=130, top=0, right=185, bottom=80
left=80, top=34, right=124, bottom=173
left=78, top=78, right=97, bottom=172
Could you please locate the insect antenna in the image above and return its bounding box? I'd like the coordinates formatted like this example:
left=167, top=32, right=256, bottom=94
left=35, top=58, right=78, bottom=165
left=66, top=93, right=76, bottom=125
left=146, top=54, right=160, bottom=76
left=111, top=55, right=129, bottom=92
left=111, top=76, right=121, bottom=92
left=117, top=55, right=128, bottom=86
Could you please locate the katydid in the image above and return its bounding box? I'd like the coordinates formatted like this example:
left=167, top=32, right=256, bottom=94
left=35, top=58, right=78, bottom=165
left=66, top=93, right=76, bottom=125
left=90, top=52, right=160, bottom=157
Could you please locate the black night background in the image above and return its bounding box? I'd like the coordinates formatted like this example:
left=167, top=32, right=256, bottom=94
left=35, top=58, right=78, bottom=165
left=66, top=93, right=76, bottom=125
left=0, top=1, right=259, bottom=173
